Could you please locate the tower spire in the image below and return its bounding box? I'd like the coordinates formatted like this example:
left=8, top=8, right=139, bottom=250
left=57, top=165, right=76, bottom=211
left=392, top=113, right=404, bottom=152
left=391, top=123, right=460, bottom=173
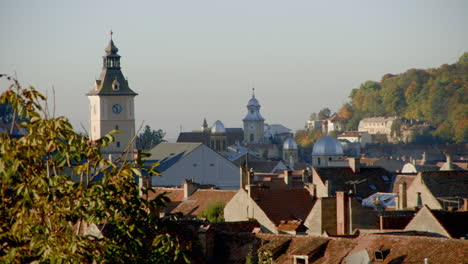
left=252, top=87, right=255, bottom=98
left=110, top=30, right=113, bottom=40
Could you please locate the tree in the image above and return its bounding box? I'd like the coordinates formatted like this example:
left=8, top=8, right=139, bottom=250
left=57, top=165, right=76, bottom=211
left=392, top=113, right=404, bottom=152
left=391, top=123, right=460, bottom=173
left=318, top=108, right=331, bottom=120
left=198, top=201, right=225, bottom=222
left=0, top=76, right=192, bottom=263
left=309, top=112, right=317, bottom=121
left=136, top=125, right=165, bottom=151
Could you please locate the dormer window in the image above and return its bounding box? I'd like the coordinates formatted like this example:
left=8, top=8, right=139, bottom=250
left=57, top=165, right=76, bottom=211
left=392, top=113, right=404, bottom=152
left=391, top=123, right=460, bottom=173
left=112, top=79, right=120, bottom=91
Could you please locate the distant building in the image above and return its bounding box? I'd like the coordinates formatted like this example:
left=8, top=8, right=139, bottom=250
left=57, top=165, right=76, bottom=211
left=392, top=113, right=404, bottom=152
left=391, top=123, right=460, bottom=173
left=337, top=131, right=372, bottom=148
left=405, top=205, right=468, bottom=239
left=243, top=89, right=265, bottom=144
left=143, top=142, right=239, bottom=189
left=322, top=114, right=346, bottom=135
left=358, top=117, right=397, bottom=143
left=87, top=33, right=137, bottom=154
left=282, top=138, right=298, bottom=168
left=395, top=170, right=468, bottom=210
left=311, top=136, right=345, bottom=167
left=177, top=119, right=244, bottom=150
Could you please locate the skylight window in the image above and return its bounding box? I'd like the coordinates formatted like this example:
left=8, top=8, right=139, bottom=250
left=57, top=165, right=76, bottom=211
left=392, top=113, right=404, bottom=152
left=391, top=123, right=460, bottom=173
left=381, top=175, right=390, bottom=182
left=369, top=184, right=377, bottom=190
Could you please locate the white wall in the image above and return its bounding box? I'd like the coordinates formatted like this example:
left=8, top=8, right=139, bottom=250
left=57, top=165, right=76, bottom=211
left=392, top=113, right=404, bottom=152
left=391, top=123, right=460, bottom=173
left=151, top=145, right=240, bottom=189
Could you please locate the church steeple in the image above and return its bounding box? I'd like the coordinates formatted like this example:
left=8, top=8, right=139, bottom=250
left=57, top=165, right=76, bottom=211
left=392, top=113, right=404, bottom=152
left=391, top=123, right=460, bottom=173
left=243, top=89, right=265, bottom=144
left=103, top=31, right=121, bottom=69
left=87, top=32, right=137, bottom=96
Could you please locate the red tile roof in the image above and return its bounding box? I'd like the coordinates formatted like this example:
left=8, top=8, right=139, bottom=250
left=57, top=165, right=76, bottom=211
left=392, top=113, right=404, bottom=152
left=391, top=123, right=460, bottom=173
left=144, top=187, right=184, bottom=214
left=250, top=188, right=315, bottom=225
left=172, top=189, right=237, bottom=217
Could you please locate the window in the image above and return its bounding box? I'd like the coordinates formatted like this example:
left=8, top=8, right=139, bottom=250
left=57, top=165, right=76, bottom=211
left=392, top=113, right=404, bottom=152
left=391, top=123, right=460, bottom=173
left=250, top=134, right=254, bottom=142
left=381, top=175, right=390, bottom=182
left=328, top=157, right=332, bottom=161
left=193, top=163, right=197, bottom=167
left=317, top=157, right=321, bottom=165
left=116, top=141, right=120, bottom=148
left=369, top=184, right=376, bottom=190
left=115, top=125, right=119, bottom=130
left=210, top=163, right=215, bottom=167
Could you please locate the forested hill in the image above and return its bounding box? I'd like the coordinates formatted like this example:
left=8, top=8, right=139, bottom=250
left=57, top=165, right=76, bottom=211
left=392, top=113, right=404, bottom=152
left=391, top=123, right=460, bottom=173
left=340, top=53, right=468, bottom=143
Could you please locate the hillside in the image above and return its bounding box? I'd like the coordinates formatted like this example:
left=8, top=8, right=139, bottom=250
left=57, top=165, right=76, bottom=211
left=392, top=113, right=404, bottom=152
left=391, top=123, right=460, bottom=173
left=340, top=53, right=468, bottom=143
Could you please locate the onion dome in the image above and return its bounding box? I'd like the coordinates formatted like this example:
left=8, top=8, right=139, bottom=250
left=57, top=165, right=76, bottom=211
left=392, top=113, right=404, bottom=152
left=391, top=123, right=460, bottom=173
left=283, top=138, right=298, bottom=150
left=312, top=136, right=344, bottom=156
left=211, top=120, right=226, bottom=134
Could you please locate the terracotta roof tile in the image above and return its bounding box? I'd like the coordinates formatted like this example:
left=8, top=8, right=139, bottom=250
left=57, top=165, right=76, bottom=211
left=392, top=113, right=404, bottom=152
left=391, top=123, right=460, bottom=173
left=144, top=187, right=184, bottom=214
left=420, top=171, right=468, bottom=198
left=430, top=210, right=468, bottom=238
left=172, top=189, right=236, bottom=217
left=250, top=188, right=315, bottom=225
left=313, top=167, right=393, bottom=199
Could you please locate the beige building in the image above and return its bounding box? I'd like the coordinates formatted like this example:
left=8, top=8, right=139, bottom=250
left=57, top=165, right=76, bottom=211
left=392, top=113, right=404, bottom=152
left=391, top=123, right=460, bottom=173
left=224, top=186, right=314, bottom=234
left=405, top=205, right=468, bottom=238
left=87, top=34, right=137, bottom=154
left=394, top=171, right=467, bottom=210
left=358, top=117, right=397, bottom=142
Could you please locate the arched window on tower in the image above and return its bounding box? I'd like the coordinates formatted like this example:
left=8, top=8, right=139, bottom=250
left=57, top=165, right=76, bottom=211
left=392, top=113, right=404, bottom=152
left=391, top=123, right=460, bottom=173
left=112, top=79, right=120, bottom=91
left=250, top=134, right=254, bottom=142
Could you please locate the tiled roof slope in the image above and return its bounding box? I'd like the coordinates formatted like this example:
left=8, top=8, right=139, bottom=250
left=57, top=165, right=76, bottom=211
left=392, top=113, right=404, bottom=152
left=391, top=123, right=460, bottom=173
left=250, top=188, right=315, bottom=225
left=144, top=187, right=184, bottom=214
left=253, top=233, right=468, bottom=264
left=314, top=167, right=393, bottom=199
left=177, top=128, right=244, bottom=146
left=145, top=143, right=202, bottom=172
left=420, top=171, right=468, bottom=198
left=176, top=132, right=210, bottom=145
left=430, top=210, right=468, bottom=239
left=172, top=189, right=236, bottom=217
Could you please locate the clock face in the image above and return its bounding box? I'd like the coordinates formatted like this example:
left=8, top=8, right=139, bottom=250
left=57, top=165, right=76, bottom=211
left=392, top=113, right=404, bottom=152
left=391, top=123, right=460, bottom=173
left=112, top=104, right=122, bottom=114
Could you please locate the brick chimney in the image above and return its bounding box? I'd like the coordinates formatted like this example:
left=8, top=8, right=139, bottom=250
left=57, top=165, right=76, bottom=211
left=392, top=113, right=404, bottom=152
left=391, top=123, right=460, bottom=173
left=183, top=179, right=198, bottom=200
left=336, top=191, right=350, bottom=235
left=348, top=158, right=360, bottom=173
left=284, top=170, right=292, bottom=187
left=398, top=182, right=407, bottom=210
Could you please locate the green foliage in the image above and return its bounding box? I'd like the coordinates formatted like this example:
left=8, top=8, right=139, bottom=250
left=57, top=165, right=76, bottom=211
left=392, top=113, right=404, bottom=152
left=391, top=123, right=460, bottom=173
left=318, top=108, right=331, bottom=120
left=294, top=129, right=323, bottom=147
left=136, top=125, right=165, bottom=151
left=245, top=246, right=257, bottom=264
left=0, top=76, right=192, bottom=263
left=198, top=201, right=225, bottom=222
left=345, top=53, right=468, bottom=143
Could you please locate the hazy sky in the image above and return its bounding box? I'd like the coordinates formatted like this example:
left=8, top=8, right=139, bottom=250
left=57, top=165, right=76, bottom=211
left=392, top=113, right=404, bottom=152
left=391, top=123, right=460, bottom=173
left=1, top=0, right=467, bottom=140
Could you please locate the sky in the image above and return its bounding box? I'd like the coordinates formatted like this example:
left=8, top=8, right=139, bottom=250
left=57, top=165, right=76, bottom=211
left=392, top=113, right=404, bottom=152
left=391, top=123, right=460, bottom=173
left=1, top=0, right=467, bottom=141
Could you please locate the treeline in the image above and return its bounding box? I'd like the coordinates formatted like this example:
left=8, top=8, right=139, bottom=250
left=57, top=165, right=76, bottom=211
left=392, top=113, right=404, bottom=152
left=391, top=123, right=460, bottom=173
left=338, top=53, right=468, bottom=143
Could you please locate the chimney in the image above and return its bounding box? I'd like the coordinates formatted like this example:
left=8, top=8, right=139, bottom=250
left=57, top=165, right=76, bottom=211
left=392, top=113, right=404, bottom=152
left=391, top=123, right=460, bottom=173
left=398, top=182, right=407, bottom=209
left=421, top=152, right=427, bottom=165
left=336, top=191, right=349, bottom=235
left=284, top=170, right=292, bottom=187
left=133, top=149, right=141, bottom=162
left=416, top=192, right=422, bottom=209
left=349, top=158, right=360, bottom=173
left=183, top=179, right=198, bottom=199
left=325, top=180, right=333, bottom=197
left=446, top=154, right=453, bottom=170
left=302, top=167, right=311, bottom=184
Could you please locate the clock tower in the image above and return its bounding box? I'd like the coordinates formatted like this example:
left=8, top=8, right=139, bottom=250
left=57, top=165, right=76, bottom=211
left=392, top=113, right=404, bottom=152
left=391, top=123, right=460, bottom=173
left=87, top=32, right=137, bottom=154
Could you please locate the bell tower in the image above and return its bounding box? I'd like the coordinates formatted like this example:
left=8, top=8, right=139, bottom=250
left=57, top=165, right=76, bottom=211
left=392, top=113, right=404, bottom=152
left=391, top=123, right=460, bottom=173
left=243, top=88, right=265, bottom=144
left=87, top=32, right=137, bottom=154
